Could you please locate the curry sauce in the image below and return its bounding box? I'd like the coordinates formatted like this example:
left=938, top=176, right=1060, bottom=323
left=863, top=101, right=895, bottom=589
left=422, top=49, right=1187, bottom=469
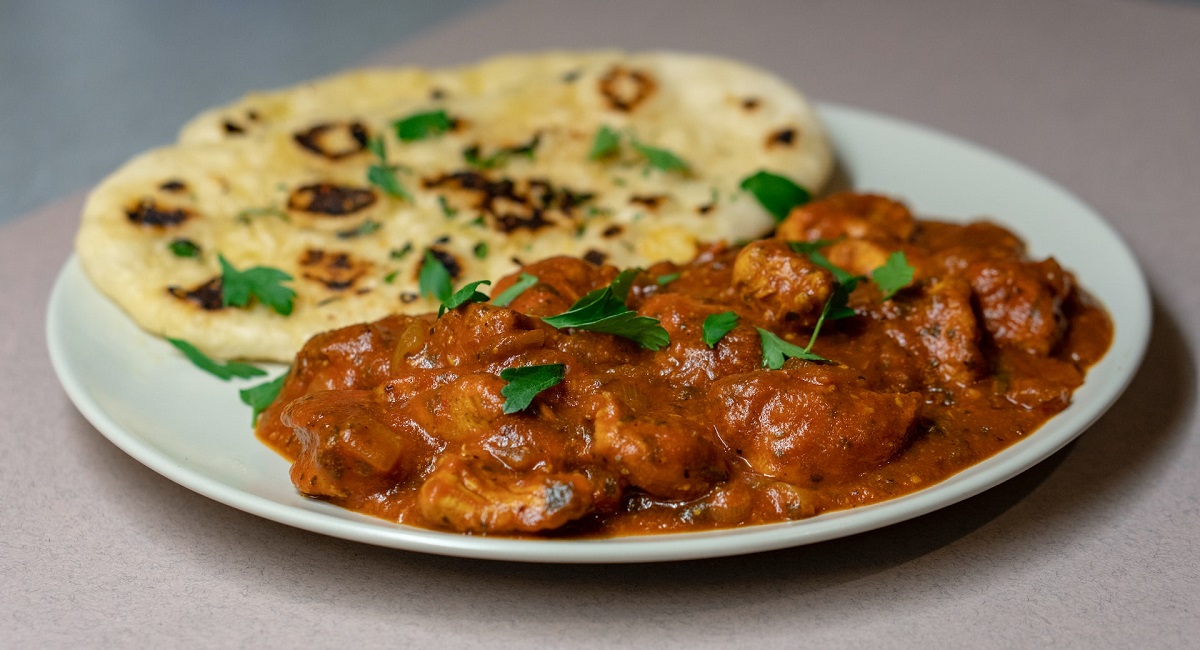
left=255, top=193, right=1111, bottom=536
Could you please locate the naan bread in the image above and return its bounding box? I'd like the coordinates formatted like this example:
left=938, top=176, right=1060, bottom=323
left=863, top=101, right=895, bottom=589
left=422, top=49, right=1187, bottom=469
left=76, top=51, right=833, bottom=361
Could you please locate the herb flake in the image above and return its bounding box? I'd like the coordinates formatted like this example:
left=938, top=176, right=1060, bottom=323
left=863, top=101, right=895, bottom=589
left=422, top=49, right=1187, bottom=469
left=589, top=125, right=621, bottom=160
left=219, top=254, right=295, bottom=316
left=702, top=312, right=739, bottom=348
left=499, top=364, right=566, bottom=414
left=757, top=328, right=827, bottom=369
left=365, top=136, right=412, bottom=200
left=393, top=109, right=453, bottom=141
left=632, top=140, right=689, bottom=173
left=542, top=269, right=669, bottom=350
left=491, top=272, right=538, bottom=307
left=740, top=170, right=812, bottom=221
left=167, top=337, right=267, bottom=381
left=239, top=372, right=288, bottom=424
left=872, top=251, right=915, bottom=299
left=169, top=239, right=201, bottom=258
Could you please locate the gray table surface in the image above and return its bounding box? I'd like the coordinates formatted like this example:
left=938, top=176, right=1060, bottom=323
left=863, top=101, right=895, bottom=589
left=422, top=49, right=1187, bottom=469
left=4, top=0, right=1199, bottom=647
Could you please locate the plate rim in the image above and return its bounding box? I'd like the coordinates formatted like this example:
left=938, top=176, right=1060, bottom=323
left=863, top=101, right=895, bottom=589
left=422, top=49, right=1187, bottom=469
left=45, top=103, right=1152, bottom=563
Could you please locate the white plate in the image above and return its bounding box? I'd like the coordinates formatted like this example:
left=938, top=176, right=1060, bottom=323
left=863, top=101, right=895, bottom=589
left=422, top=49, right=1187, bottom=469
left=46, top=104, right=1151, bottom=563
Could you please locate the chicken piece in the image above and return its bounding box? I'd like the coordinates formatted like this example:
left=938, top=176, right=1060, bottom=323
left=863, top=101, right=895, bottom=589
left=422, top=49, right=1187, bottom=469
left=777, top=192, right=915, bottom=244
left=283, top=390, right=432, bottom=500
left=732, top=239, right=833, bottom=328
left=909, top=277, right=986, bottom=385
left=707, top=365, right=920, bottom=485
left=591, top=394, right=727, bottom=500
left=968, top=258, right=1071, bottom=356
left=639, top=293, right=761, bottom=390
left=411, top=302, right=542, bottom=367
left=418, top=456, right=594, bottom=533
left=400, top=373, right=511, bottom=443
left=493, top=256, right=617, bottom=317
left=256, top=314, right=426, bottom=458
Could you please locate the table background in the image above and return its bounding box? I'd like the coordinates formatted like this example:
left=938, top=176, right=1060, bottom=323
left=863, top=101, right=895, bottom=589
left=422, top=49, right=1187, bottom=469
left=4, top=0, right=1198, bottom=647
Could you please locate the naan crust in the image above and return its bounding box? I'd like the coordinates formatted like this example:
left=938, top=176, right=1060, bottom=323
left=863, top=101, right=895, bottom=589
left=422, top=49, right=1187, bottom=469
left=76, top=51, right=833, bottom=361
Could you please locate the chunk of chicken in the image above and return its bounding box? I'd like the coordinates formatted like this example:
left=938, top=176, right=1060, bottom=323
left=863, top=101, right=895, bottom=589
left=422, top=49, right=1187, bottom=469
left=910, top=277, right=986, bottom=385
left=418, top=456, right=594, bottom=533
left=283, top=390, right=432, bottom=500
left=777, top=193, right=915, bottom=244
left=639, top=293, right=761, bottom=390
left=732, top=239, right=834, bottom=328
left=968, top=257, right=1072, bottom=355
left=707, top=365, right=920, bottom=485
left=591, top=394, right=727, bottom=500
left=493, top=255, right=617, bottom=317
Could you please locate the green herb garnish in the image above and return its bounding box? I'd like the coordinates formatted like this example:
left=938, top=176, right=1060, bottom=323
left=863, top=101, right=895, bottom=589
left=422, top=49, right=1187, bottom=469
left=757, top=328, right=827, bottom=369
left=740, top=170, right=812, bottom=221
left=393, top=109, right=453, bottom=142
left=438, top=195, right=458, bottom=218
left=499, top=364, right=566, bottom=414
left=473, top=242, right=489, bottom=259
left=169, top=239, right=201, bottom=258
left=219, top=254, right=295, bottom=316
left=440, top=280, right=491, bottom=316
left=366, top=136, right=412, bottom=200
left=239, top=372, right=288, bottom=424
left=631, top=140, right=689, bottom=173
left=418, top=250, right=453, bottom=303
left=589, top=125, right=622, bottom=160
left=167, top=337, right=267, bottom=381
left=542, top=269, right=669, bottom=350
left=872, top=251, right=915, bottom=299
left=491, top=272, right=538, bottom=307
left=383, top=270, right=399, bottom=284
left=463, top=135, right=539, bottom=169
left=702, top=312, right=739, bottom=348
left=655, top=272, right=680, bottom=286
left=335, top=219, right=382, bottom=239
left=390, top=242, right=414, bottom=260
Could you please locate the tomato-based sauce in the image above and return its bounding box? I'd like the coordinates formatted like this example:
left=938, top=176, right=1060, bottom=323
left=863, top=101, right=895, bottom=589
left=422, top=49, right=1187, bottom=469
left=256, top=193, right=1111, bottom=536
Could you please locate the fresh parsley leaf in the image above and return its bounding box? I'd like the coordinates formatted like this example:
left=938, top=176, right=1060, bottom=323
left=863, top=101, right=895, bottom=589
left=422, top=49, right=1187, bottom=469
left=632, top=140, right=689, bottom=173
left=757, top=328, right=827, bottom=369
left=365, top=136, right=411, bottom=200
left=168, top=337, right=267, bottom=381
left=872, top=251, right=915, bottom=299
left=740, top=170, right=812, bottom=221
left=440, top=280, right=491, bottom=316
left=438, top=195, right=458, bottom=218
left=702, top=312, right=739, bottom=348
left=589, top=125, right=621, bottom=160
left=335, top=219, right=381, bottom=239
left=473, top=242, right=489, bottom=259
left=499, top=364, right=565, bottom=414
left=239, top=372, right=288, bottom=424
left=491, top=272, right=538, bottom=307
left=542, top=269, right=670, bottom=350
left=390, top=242, right=414, bottom=260
left=418, top=250, right=453, bottom=303
left=169, top=239, right=201, bottom=258
left=219, top=254, right=296, bottom=316
left=393, top=109, right=453, bottom=141
left=463, top=135, right=539, bottom=169
left=655, top=272, right=681, bottom=286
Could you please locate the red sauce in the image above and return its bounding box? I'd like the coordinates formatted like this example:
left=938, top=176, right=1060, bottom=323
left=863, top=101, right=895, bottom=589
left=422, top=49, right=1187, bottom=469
left=256, top=193, right=1112, bottom=536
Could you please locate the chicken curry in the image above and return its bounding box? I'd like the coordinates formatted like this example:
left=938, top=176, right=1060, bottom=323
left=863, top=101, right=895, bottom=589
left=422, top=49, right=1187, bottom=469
left=255, top=193, right=1111, bottom=536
